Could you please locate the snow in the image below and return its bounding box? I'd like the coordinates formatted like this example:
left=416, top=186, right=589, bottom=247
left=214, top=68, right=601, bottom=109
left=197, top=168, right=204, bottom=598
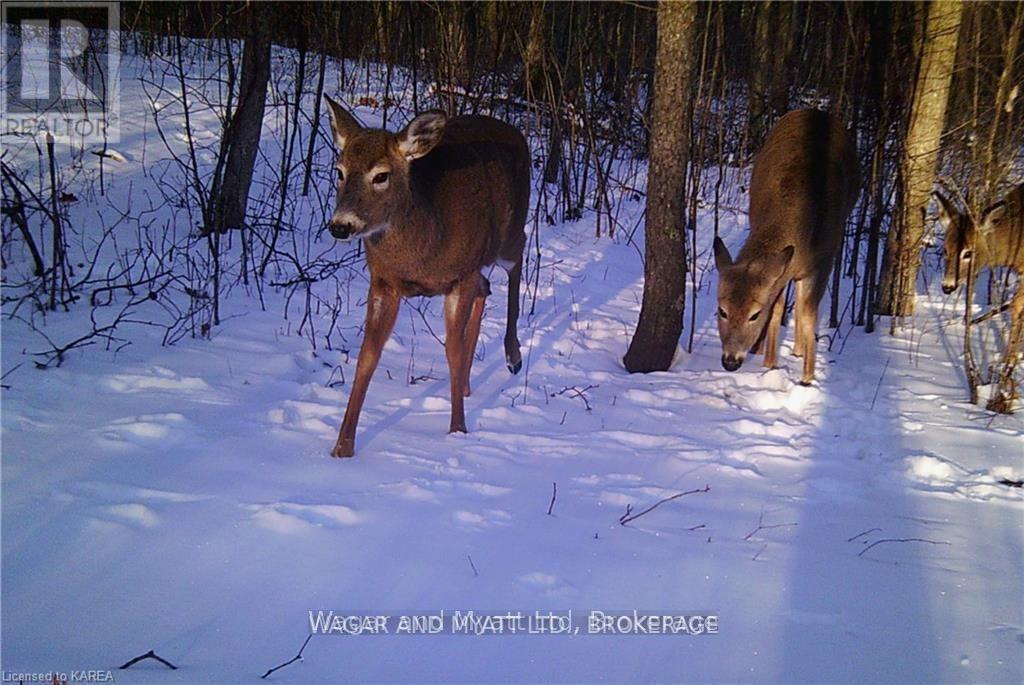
left=2, top=45, right=1023, bottom=684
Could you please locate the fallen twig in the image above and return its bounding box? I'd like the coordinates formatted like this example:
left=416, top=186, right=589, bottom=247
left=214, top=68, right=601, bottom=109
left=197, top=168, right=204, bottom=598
left=869, top=357, right=890, bottom=411
left=619, top=485, right=710, bottom=526
left=744, top=507, right=798, bottom=541
left=1, top=362, right=23, bottom=389
left=261, top=634, right=313, bottom=679
left=467, top=555, right=479, bottom=577
left=550, top=384, right=598, bottom=411
left=857, top=537, right=951, bottom=558
left=547, top=482, right=557, bottom=516
left=847, top=527, right=883, bottom=543
left=119, top=650, right=177, bottom=671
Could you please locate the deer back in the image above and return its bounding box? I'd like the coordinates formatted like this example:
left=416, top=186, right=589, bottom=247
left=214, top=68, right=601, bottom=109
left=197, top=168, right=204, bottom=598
left=978, top=183, right=1024, bottom=271
left=744, top=109, right=859, bottom=280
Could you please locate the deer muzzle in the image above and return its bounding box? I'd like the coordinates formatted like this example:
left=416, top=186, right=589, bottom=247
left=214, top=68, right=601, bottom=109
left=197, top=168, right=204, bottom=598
left=721, top=354, right=744, bottom=372
left=328, top=211, right=366, bottom=241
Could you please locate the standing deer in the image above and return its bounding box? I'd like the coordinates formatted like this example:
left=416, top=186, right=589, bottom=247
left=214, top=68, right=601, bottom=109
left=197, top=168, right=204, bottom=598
left=935, top=183, right=1024, bottom=410
left=713, top=109, right=859, bottom=385
left=323, top=96, right=530, bottom=458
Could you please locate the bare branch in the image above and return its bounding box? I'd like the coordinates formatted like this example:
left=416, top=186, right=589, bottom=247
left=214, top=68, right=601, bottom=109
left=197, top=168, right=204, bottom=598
left=119, top=650, right=177, bottom=671
left=619, top=485, right=710, bottom=526
left=858, top=537, right=951, bottom=558
left=261, top=634, right=313, bottom=680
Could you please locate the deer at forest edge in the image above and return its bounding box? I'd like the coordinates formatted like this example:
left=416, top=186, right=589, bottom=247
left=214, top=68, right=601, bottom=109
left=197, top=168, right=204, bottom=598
left=935, top=183, right=1024, bottom=405
left=713, top=109, right=859, bottom=385
left=935, top=184, right=1024, bottom=298
left=323, top=96, right=530, bottom=458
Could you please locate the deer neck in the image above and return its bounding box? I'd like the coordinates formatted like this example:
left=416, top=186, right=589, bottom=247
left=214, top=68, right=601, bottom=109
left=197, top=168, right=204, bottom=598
left=367, top=187, right=444, bottom=263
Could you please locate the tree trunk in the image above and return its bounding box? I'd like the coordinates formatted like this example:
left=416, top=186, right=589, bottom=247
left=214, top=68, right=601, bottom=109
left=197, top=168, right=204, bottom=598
left=747, top=1, right=774, bottom=150
left=623, top=0, right=696, bottom=373
left=768, top=1, right=794, bottom=118
left=876, top=0, right=963, bottom=316
left=520, top=2, right=545, bottom=98
left=983, top=2, right=1023, bottom=197
left=210, top=4, right=271, bottom=233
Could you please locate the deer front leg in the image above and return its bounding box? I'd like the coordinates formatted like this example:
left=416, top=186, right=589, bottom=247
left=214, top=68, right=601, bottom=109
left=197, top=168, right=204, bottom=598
left=332, top=280, right=400, bottom=458
left=444, top=275, right=479, bottom=433
left=762, top=288, right=786, bottom=369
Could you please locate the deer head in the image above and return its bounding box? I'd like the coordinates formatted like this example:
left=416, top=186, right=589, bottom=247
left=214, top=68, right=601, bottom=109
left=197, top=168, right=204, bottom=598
left=713, top=236, right=794, bottom=371
left=935, top=190, right=975, bottom=294
left=324, top=95, right=447, bottom=240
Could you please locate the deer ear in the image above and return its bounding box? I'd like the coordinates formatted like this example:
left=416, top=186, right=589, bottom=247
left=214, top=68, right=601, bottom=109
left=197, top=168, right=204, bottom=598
left=980, top=201, right=1007, bottom=233
left=713, top=236, right=733, bottom=271
left=765, top=245, right=795, bottom=281
left=398, top=111, right=447, bottom=160
left=324, top=95, right=362, bottom=149
left=933, top=190, right=957, bottom=224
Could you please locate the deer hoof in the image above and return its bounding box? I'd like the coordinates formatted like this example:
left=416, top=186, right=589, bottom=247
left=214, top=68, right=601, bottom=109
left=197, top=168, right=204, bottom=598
left=331, top=439, right=355, bottom=458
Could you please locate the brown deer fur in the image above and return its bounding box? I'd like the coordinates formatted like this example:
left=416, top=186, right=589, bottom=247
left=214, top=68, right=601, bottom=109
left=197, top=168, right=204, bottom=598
left=324, top=96, right=530, bottom=458
left=935, top=183, right=1024, bottom=409
left=936, top=184, right=1024, bottom=296
left=713, top=109, right=859, bottom=385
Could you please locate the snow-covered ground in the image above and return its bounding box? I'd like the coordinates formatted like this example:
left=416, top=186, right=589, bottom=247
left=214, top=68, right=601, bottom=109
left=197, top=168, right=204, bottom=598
left=2, top=46, right=1022, bottom=684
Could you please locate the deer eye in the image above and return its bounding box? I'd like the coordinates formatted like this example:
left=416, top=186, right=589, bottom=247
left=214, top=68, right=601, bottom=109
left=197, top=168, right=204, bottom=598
left=372, top=172, right=390, bottom=185
left=961, top=249, right=973, bottom=260
left=718, top=307, right=728, bottom=320
left=749, top=310, right=761, bottom=322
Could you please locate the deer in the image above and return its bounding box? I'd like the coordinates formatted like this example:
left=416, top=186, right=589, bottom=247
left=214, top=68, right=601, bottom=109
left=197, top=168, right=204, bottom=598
left=322, top=96, right=530, bottom=458
left=935, top=184, right=1024, bottom=298
left=934, top=183, right=1024, bottom=410
left=713, top=109, right=859, bottom=386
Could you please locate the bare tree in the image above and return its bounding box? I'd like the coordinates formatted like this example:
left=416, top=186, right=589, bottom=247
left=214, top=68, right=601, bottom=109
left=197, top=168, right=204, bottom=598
left=209, top=4, right=272, bottom=234
left=877, top=0, right=964, bottom=317
left=624, top=0, right=696, bottom=373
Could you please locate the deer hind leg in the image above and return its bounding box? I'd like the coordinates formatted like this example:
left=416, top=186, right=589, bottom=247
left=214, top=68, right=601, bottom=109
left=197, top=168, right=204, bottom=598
left=462, top=275, right=491, bottom=397
left=762, top=288, right=786, bottom=369
left=332, top=280, right=400, bottom=458
left=444, top=274, right=481, bottom=433
left=794, top=269, right=829, bottom=385
left=793, top=279, right=808, bottom=358
left=503, top=258, right=523, bottom=374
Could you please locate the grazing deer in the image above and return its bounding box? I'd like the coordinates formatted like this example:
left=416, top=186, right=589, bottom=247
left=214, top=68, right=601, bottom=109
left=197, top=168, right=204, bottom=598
left=323, top=96, right=530, bottom=458
left=935, top=184, right=1024, bottom=297
left=935, top=183, right=1024, bottom=409
left=713, top=109, right=859, bottom=385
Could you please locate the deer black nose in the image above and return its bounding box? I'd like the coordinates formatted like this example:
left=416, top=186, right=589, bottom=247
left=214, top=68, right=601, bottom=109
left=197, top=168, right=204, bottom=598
left=329, top=222, right=353, bottom=240
left=941, top=284, right=956, bottom=295
left=721, top=355, right=743, bottom=372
